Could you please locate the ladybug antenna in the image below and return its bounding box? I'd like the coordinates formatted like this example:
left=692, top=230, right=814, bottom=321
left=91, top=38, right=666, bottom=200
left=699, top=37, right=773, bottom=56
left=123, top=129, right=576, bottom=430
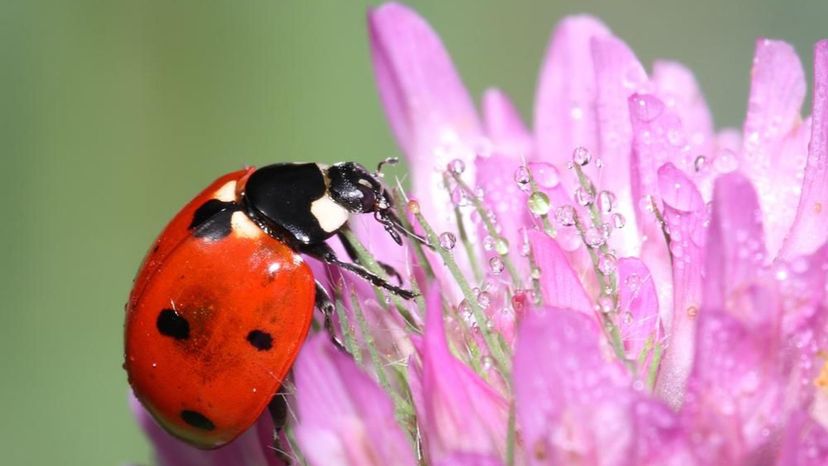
left=375, top=156, right=399, bottom=177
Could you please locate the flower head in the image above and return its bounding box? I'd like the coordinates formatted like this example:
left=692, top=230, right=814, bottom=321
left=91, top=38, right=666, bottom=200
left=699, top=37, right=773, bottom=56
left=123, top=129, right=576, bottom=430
left=133, top=2, right=828, bottom=465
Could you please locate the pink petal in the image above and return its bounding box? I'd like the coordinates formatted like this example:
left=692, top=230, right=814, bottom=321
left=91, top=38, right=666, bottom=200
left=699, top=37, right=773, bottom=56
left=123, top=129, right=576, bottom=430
left=653, top=164, right=706, bottom=409
left=294, top=334, right=416, bottom=466
left=776, top=412, right=828, bottom=466
left=682, top=311, right=783, bottom=465
left=528, top=230, right=592, bottom=313
left=652, top=60, right=715, bottom=161
left=741, top=39, right=807, bottom=258
left=534, top=15, right=609, bottom=169
left=476, top=154, right=533, bottom=270
left=629, top=93, right=694, bottom=223
left=435, top=453, right=506, bottom=466
left=591, top=36, right=651, bottom=257
left=702, top=172, right=766, bottom=320
left=368, top=2, right=482, bottom=233
left=483, top=88, right=532, bottom=157
left=129, top=391, right=283, bottom=466
left=617, top=257, right=662, bottom=363
left=783, top=40, right=828, bottom=257
left=513, top=306, right=632, bottom=466
left=410, top=286, right=509, bottom=463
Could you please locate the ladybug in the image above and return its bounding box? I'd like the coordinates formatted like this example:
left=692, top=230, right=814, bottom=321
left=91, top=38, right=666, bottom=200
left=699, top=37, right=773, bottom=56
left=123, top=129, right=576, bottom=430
left=124, top=161, right=418, bottom=449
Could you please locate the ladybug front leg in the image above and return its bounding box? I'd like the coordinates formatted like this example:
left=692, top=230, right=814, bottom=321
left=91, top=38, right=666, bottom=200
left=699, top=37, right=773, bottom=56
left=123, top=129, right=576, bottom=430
left=300, top=242, right=417, bottom=300
left=337, top=231, right=403, bottom=285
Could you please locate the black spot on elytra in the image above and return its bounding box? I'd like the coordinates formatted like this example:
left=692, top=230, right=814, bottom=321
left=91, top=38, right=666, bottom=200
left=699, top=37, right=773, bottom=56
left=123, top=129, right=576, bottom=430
left=157, top=309, right=190, bottom=340
left=190, top=199, right=239, bottom=241
left=180, top=410, right=215, bottom=431
left=246, top=330, right=273, bottom=351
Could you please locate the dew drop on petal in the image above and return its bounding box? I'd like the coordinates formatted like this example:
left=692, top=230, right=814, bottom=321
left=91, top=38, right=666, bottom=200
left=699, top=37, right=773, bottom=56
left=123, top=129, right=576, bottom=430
left=514, top=165, right=531, bottom=192
left=597, top=295, right=615, bottom=313
left=714, top=149, right=739, bottom=173
left=611, top=212, right=626, bottom=229
left=488, top=256, right=505, bottom=275
left=477, top=291, right=491, bottom=308
left=495, top=237, right=510, bottom=256
left=530, top=267, right=542, bottom=280
left=584, top=227, right=606, bottom=248
left=439, top=232, right=457, bottom=250
left=407, top=200, right=420, bottom=214
left=447, top=159, right=466, bottom=175
left=631, top=94, right=665, bottom=122
left=597, top=190, right=616, bottom=213
left=528, top=162, right=560, bottom=188
left=572, top=146, right=592, bottom=166
left=598, top=253, right=618, bottom=275
left=575, top=187, right=595, bottom=206
left=528, top=191, right=551, bottom=215
left=483, top=235, right=496, bottom=251
left=625, top=273, right=641, bottom=293
left=555, top=205, right=577, bottom=226
left=480, top=355, right=494, bottom=371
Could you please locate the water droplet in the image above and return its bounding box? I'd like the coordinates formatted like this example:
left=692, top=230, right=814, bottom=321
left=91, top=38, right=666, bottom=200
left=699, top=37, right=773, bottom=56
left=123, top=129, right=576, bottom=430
left=528, top=191, right=551, bottom=215
left=584, top=227, right=606, bottom=248
left=407, top=200, right=421, bottom=214
left=477, top=291, right=491, bottom=308
left=512, top=291, right=529, bottom=314
left=514, top=165, right=531, bottom=192
left=572, top=147, right=592, bottom=166
left=622, top=311, right=633, bottom=324
left=694, top=155, right=707, bottom=172
left=480, top=355, right=494, bottom=371
left=483, top=235, right=496, bottom=251
left=447, top=159, right=465, bottom=175
left=687, top=306, right=698, bottom=318
left=528, top=162, right=560, bottom=188
left=450, top=186, right=468, bottom=206
left=597, top=295, right=615, bottom=313
left=714, top=149, right=739, bottom=173
left=598, top=253, right=618, bottom=275
left=530, top=267, right=542, bottom=280
left=612, top=213, right=626, bottom=229
left=439, top=232, right=457, bottom=250
left=488, top=256, right=505, bottom=275
left=555, top=205, right=577, bottom=226
left=597, top=191, right=616, bottom=213
left=631, top=94, right=664, bottom=122
left=494, top=237, right=510, bottom=255
left=623, top=275, right=639, bottom=294
left=575, top=187, right=594, bottom=206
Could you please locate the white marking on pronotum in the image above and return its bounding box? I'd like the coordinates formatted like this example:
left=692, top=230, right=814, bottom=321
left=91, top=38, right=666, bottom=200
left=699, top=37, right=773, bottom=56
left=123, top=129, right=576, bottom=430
left=230, top=211, right=262, bottom=238
left=310, top=195, right=349, bottom=233
left=214, top=181, right=237, bottom=202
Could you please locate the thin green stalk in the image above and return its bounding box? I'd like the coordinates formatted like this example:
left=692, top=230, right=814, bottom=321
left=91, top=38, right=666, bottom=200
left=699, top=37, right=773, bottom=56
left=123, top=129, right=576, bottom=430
left=411, top=203, right=511, bottom=381
left=506, top=399, right=517, bottom=466
left=339, top=228, right=420, bottom=333
left=448, top=172, right=522, bottom=288
left=334, top=299, right=361, bottom=364
left=647, top=342, right=664, bottom=390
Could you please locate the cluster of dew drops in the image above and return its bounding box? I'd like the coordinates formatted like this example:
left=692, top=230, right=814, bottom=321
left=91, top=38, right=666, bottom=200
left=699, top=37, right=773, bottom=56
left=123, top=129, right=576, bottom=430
left=421, top=146, right=639, bottom=343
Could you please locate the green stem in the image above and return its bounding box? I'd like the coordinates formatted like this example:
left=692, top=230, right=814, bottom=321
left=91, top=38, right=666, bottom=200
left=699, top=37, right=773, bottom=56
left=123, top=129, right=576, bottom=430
left=448, top=172, right=522, bottom=288
left=411, top=205, right=511, bottom=381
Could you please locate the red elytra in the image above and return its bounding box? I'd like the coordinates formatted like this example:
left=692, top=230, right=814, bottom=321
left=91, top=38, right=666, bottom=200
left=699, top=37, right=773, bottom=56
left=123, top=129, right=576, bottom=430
left=124, top=170, right=315, bottom=448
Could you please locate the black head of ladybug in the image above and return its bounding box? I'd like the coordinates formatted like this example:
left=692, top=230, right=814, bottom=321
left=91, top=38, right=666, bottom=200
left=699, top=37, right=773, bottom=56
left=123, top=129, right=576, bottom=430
left=242, top=160, right=402, bottom=247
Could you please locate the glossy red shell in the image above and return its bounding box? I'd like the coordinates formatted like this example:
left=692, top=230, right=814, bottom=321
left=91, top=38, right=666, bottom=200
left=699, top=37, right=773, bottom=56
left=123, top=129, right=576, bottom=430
left=124, top=170, right=315, bottom=448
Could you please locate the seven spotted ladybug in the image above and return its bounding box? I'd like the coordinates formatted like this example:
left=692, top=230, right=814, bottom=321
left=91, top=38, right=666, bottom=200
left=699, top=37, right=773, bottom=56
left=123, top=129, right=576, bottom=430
left=124, top=161, right=418, bottom=449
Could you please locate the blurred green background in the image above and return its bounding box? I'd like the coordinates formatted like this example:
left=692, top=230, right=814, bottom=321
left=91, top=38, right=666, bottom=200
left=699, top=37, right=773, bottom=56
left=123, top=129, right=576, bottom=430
left=2, top=1, right=826, bottom=464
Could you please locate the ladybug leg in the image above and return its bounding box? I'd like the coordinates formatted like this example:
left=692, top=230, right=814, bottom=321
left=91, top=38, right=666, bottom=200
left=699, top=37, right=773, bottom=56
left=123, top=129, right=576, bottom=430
left=338, top=232, right=403, bottom=285
left=386, top=209, right=432, bottom=248
left=301, top=243, right=417, bottom=299
left=314, top=280, right=347, bottom=352
left=267, top=393, right=293, bottom=465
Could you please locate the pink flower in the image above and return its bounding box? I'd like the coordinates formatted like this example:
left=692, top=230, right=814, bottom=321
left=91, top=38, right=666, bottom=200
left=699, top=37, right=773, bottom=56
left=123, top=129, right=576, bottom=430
left=131, top=2, right=828, bottom=465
